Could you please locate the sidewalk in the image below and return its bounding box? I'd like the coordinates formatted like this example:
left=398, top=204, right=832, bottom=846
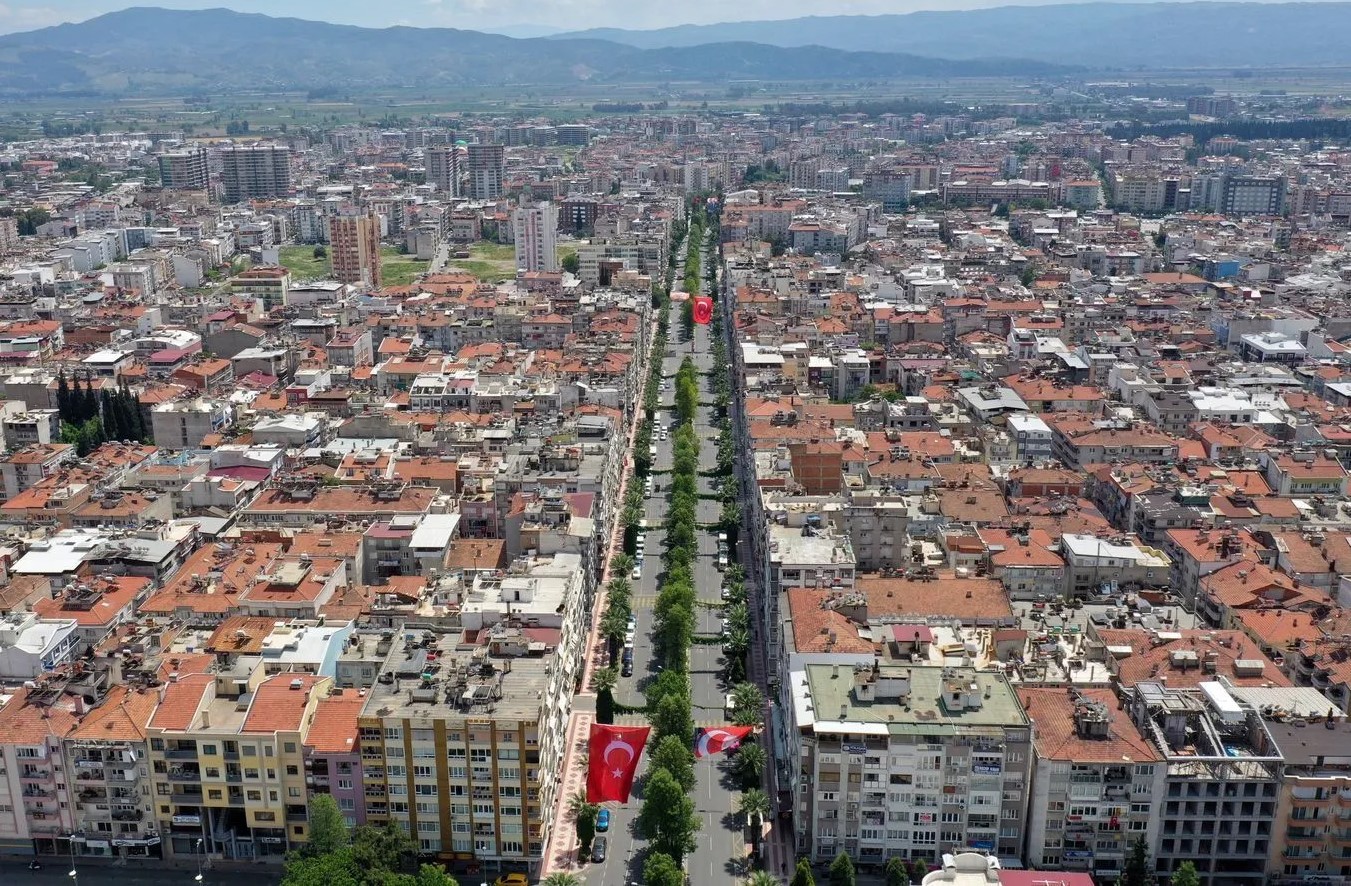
left=539, top=307, right=661, bottom=878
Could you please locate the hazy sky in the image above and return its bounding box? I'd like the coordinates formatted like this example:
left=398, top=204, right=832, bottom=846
left=0, top=0, right=1329, bottom=34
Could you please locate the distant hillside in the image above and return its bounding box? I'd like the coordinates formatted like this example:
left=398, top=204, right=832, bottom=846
left=556, top=2, right=1351, bottom=68
left=0, top=6, right=1069, bottom=98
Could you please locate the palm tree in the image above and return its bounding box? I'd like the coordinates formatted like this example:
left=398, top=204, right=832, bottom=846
left=738, top=788, right=772, bottom=843
left=567, top=790, right=592, bottom=820
left=592, top=666, right=618, bottom=695
left=725, top=601, right=749, bottom=632
left=543, top=875, right=585, bottom=886
left=611, top=553, right=634, bottom=576
left=731, top=682, right=765, bottom=727
left=734, top=742, right=768, bottom=785
left=601, top=609, right=629, bottom=644
left=724, top=626, right=750, bottom=659
left=745, top=872, right=781, bottom=886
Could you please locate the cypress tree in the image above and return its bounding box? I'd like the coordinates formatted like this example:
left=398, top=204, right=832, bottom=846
left=56, top=372, right=71, bottom=421
left=123, top=385, right=147, bottom=441
left=83, top=377, right=98, bottom=423
left=101, top=388, right=121, bottom=441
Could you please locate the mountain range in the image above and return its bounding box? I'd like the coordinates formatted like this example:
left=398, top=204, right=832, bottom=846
left=0, top=6, right=1068, bottom=98
left=556, top=2, right=1351, bottom=69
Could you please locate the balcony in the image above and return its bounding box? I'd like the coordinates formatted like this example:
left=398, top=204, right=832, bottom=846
left=164, top=747, right=198, bottom=761
left=1285, top=828, right=1323, bottom=845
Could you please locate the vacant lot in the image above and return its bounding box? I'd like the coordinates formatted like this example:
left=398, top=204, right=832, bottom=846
left=380, top=247, right=429, bottom=286
left=278, top=245, right=329, bottom=279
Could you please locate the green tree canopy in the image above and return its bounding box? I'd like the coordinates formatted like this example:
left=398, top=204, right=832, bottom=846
left=1170, top=862, right=1199, bottom=886
left=644, top=852, right=685, bottom=886
left=829, top=852, right=857, bottom=886
left=638, top=766, right=700, bottom=862
left=791, top=859, right=817, bottom=886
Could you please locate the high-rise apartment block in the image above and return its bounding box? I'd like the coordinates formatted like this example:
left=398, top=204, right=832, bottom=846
left=466, top=144, right=505, bottom=200
left=157, top=146, right=209, bottom=191
left=220, top=145, right=293, bottom=204
left=328, top=213, right=382, bottom=288
left=426, top=146, right=461, bottom=198
left=787, top=663, right=1032, bottom=865
left=513, top=203, right=559, bottom=273
left=1221, top=176, right=1287, bottom=216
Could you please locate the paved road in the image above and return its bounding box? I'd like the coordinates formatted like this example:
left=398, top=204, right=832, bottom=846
left=588, top=235, right=747, bottom=885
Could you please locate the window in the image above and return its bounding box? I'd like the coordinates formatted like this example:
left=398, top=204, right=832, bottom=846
left=415, top=784, right=438, bottom=796
left=247, top=791, right=262, bottom=801
left=289, top=787, right=301, bottom=798
left=201, top=745, right=217, bottom=756
left=245, top=768, right=260, bottom=780
left=337, top=779, right=353, bottom=790
left=286, top=766, right=298, bottom=776
left=283, top=742, right=297, bottom=754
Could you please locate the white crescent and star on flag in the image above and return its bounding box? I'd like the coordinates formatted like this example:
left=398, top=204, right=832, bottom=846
left=695, top=726, right=750, bottom=757
left=604, top=736, right=637, bottom=778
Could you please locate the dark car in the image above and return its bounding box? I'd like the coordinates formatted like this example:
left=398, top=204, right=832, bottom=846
left=591, top=836, right=608, bottom=863
left=621, top=660, right=633, bottom=677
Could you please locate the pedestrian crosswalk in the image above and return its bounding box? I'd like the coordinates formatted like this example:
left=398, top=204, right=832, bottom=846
left=631, top=595, right=658, bottom=608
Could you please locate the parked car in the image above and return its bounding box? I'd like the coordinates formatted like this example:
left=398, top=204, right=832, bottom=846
left=592, top=836, right=608, bottom=863
left=494, top=875, right=529, bottom=886
left=631, top=565, right=642, bottom=580
left=596, top=809, right=610, bottom=832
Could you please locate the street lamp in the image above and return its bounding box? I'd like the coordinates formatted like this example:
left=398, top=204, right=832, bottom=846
left=68, top=835, right=79, bottom=884
left=195, top=837, right=206, bottom=883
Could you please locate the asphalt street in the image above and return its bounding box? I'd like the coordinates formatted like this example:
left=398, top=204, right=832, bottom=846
left=585, top=239, right=748, bottom=885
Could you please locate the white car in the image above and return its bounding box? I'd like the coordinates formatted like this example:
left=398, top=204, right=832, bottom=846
left=721, top=586, right=731, bottom=601
left=631, top=565, right=641, bottom=580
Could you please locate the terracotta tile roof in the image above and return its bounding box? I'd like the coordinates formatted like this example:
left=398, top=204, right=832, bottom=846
left=241, top=673, right=325, bottom=733
left=1095, top=627, right=1291, bottom=689
left=0, top=687, right=81, bottom=744
left=1021, top=687, right=1159, bottom=763
left=149, top=673, right=213, bottom=730
left=857, top=571, right=1012, bottom=621
left=305, top=692, right=365, bottom=754
left=69, top=684, right=157, bottom=741
left=787, top=587, right=875, bottom=655
left=33, top=576, right=148, bottom=627
left=205, top=616, right=278, bottom=654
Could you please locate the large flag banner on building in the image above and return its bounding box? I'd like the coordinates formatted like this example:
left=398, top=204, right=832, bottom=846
left=693, top=296, right=714, bottom=325
left=694, top=725, right=753, bottom=758
left=586, top=723, right=650, bottom=803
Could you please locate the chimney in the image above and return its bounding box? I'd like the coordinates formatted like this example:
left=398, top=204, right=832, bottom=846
left=200, top=710, right=211, bottom=729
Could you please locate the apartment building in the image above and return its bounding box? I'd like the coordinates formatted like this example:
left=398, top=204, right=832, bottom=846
left=220, top=145, right=293, bottom=204
left=1022, top=688, right=1164, bottom=881
left=513, top=203, right=559, bottom=273
left=1222, top=176, right=1286, bottom=216
left=66, top=685, right=160, bottom=859
left=466, top=144, right=505, bottom=200
left=1129, top=681, right=1283, bottom=886
left=147, top=671, right=329, bottom=860
left=354, top=629, right=570, bottom=878
left=157, top=146, right=209, bottom=191
left=0, top=686, right=79, bottom=855
left=426, top=145, right=461, bottom=197
left=328, top=213, right=382, bottom=288
left=787, top=662, right=1032, bottom=865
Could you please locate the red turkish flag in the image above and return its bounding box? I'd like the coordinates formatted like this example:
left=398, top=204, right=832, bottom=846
left=694, top=726, right=753, bottom=758
left=586, top=723, right=650, bottom=803
left=693, top=296, right=713, bottom=325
